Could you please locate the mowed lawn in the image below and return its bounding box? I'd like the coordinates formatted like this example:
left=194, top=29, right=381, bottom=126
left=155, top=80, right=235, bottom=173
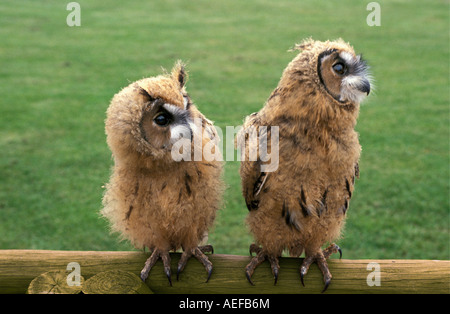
left=0, top=0, right=448, bottom=259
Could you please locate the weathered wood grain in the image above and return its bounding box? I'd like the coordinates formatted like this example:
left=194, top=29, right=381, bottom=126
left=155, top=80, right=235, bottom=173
left=0, top=250, right=448, bottom=294
left=27, top=270, right=84, bottom=294
left=82, top=270, right=153, bottom=294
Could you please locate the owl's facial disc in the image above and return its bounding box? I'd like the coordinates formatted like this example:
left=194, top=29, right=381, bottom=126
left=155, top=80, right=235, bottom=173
left=163, top=103, right=193, bottom=144
left=140, top=98, right=193, bottom=151
left=318, top=49, right=371, bottom=105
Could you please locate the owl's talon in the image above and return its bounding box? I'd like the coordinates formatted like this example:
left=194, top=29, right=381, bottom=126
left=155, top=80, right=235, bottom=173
left=319, top=261, right=332, bottom=293
left=245, top=250, right=279, bottom=285
left=205, top=265, right=213, bottom=283
left=299, top=255, right=314, bottom=287
left=245, top=271, right=255, bottom=286
left=160, top=251, right=172, bottom=286
left=176, top=261, right=186, bottom=281
left=177, top=249, right=192, bottom=281
left=193, top=247, right=214, bottom=282
left=300, top=244, right=341, bottom=292
left=300, top=270, right=305, bottom=287
left=322, top=278, right=331, bottom=293
left=140, top=249, right=172, bottom=286
left=165, top=268, right=172, bottom=286
left=323, top=243, right=342, bottom=259
left=273, top=268, right=279, bottom=285
left=177, top=246, right=214, bottom=282
left=245, top=250, right=265, bottom=285
left=267, top=255, right=280, bottom=285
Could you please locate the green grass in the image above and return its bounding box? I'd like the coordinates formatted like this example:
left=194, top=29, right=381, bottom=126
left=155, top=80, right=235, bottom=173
left=0, top=0, right=448, bottom=259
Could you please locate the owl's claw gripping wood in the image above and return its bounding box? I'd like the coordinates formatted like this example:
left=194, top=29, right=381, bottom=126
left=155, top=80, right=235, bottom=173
left=245, top=244, right=280, bottom=285
left=300, top=244, right=342, bottom=293
left=140, top=249, right=172, bottom=286
left=177, top=245, right=214, bottom=282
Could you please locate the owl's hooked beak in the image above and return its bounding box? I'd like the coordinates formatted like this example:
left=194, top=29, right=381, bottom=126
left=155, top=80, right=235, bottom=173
left=358, top=78, right=371, bottom=95
left=339, top=63, right=372, bottom=104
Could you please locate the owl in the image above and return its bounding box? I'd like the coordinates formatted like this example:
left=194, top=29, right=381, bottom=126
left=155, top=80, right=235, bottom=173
left=237, top=38, right=371, bottom=292
left=101, top=61, right=223, bottom=285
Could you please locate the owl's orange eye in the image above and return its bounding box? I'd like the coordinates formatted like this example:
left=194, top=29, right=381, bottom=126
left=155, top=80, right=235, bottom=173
left=332, top=63, right=346, bottom=75
left=154, top=113, right=172, bottom=127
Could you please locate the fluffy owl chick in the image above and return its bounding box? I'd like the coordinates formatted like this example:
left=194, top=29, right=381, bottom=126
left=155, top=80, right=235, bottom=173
left=238, top=38, right=371, bottom=292
left=101, top=61, right=223, bottom=285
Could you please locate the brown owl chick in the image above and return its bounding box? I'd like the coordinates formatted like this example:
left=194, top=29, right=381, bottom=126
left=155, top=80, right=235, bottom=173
left=238, top=38, right=371, bottom=292
left=101, top=61, right=223, bottom=285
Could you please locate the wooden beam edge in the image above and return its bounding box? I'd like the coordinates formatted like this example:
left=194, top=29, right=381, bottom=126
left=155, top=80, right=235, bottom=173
left=0, top=250, right=448, bottom=294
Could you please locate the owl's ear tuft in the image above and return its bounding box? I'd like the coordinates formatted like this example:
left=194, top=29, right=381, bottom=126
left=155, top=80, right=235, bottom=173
left=172, top=60, right=188, bottom=88
left=289, top=37, right=315, bottom=52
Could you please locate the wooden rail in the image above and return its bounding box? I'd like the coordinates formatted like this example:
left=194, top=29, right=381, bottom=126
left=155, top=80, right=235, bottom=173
left=0, top=250, right=448, bottom=294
